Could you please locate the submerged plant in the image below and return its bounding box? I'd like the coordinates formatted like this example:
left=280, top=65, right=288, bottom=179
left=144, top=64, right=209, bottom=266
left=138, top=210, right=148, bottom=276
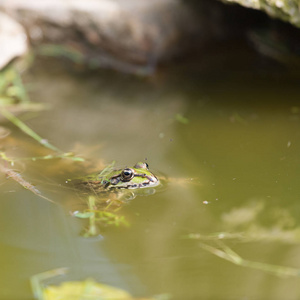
left=187, top=201, right=300, bottom=279
left=197, top=241, right=300, bottom=278
left=72, top=195, right=129, bottom=237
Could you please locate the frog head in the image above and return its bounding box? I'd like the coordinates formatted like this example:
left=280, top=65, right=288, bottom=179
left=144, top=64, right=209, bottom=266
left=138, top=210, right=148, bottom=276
left=77, top=162, right=160, bottom=192
left=101, top=162, right=159, bottom=190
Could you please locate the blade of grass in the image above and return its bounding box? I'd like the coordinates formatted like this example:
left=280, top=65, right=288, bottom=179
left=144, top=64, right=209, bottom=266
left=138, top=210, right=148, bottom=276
left=199, top=242, right=300, bottom=278
left=19, top=152, right=85, bottom=162
left=0, top=108, right=61, bottom=152
left=12, top=69, right=30, bottom=102
left=0, top=108, right=84, bottom=162
left=0, top=151, right=15, bottom=165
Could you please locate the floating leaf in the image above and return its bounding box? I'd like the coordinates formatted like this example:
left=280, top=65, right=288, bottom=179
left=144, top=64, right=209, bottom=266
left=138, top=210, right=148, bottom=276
left=44, top=279, right=132, bottom=300
left=31, top=269, right=169, bottom=300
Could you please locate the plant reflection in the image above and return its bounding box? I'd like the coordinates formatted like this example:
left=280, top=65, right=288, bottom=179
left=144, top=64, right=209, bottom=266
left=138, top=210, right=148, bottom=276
left=188, top=200, right=300, bottom=277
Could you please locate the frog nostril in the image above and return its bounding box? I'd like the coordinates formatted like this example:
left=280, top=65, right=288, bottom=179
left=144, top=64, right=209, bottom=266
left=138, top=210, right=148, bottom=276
left=110, top=178, right=119, bottom=185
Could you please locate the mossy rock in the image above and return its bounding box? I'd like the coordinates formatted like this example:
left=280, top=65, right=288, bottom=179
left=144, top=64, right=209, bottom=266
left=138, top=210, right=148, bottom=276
left=222, top=0, right=300, bottom=27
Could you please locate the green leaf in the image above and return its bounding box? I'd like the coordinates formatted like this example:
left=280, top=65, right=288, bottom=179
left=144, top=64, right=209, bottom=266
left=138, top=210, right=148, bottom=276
left=175, top=113, right=189, bottom=124
left=73, top=211, right=94, bottom=219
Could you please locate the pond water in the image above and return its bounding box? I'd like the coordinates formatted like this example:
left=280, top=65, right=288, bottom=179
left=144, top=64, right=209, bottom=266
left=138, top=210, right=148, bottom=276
left=1, top=42, right=300, bottom=299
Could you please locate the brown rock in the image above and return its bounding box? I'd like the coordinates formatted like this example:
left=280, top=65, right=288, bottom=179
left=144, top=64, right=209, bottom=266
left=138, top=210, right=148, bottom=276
left=0, top=12, right=27, bottom=69
left=0, top=0, right=207, bottom=73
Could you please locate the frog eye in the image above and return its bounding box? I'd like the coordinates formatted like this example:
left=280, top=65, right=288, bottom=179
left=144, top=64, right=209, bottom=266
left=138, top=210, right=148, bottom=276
left=121, top=168, right=134, bottom=181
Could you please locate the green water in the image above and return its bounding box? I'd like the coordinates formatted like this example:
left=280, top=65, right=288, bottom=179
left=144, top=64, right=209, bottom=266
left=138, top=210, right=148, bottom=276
left=1, top=46, right=300, bottom=299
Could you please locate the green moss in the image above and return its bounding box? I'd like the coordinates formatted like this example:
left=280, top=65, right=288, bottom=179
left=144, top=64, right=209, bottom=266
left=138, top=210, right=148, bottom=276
left=222, top=0, right=300, bottom=27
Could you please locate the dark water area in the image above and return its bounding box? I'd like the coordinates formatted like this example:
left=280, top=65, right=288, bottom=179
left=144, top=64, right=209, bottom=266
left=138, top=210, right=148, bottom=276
left=1, top=40, right=300, bottom=299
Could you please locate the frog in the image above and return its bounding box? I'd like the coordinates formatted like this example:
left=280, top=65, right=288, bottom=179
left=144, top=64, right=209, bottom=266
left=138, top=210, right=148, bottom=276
left=75, top=162, right=160, bottom=194
left=67, top=162, right=161, bottom=236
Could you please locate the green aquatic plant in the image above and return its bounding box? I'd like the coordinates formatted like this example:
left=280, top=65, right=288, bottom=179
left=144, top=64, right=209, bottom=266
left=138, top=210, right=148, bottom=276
left=1, top=108, right=60, bottom=152
left=187, top=233, right=300, bottom=277
left=0, top=66, right=84, bottom=162
left=198, top=241, right=300, bottom=278
left=187, top=201, right=300, bottom=278
left=0, top=67, right=45, bottom=113
left=30, top=268, right=170, bottom=300
left=0, top=67, right=29, bottom=102
left=0, top=66, right=84, bottom=203
left=0, top=108, right=84, bottom=162
left=0, top=150, right=14, bottom=165
left=73, top=195, right=129, bottom=237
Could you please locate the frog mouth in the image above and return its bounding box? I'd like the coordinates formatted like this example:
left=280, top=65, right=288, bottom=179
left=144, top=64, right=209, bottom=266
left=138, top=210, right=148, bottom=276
left=107, top=174, right=159, bottom=190
left=125, top=178, right=160, bottom=189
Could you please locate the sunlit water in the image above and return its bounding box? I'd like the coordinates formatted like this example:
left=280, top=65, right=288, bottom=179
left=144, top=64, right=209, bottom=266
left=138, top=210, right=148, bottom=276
left=1, top=44, right=300, bottom=300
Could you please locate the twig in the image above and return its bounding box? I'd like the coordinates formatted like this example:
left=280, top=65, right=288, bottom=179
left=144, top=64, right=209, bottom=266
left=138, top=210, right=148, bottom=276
left=0, top=163, right=54, bottom=203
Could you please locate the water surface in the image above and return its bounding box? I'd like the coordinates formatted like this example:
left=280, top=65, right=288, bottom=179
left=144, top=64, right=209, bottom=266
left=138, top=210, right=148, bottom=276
left=1, top=44, right=300, bottom=299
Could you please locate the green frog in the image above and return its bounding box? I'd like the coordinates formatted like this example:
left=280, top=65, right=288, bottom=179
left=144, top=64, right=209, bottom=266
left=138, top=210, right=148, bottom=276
left=75, top=162, right=160, bottom=194
left=68, top=162, right=161, bottom=236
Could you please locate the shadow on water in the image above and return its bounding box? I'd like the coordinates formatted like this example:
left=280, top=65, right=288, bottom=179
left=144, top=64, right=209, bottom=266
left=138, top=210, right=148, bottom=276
left=1, top=40, right=300, bottom=299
